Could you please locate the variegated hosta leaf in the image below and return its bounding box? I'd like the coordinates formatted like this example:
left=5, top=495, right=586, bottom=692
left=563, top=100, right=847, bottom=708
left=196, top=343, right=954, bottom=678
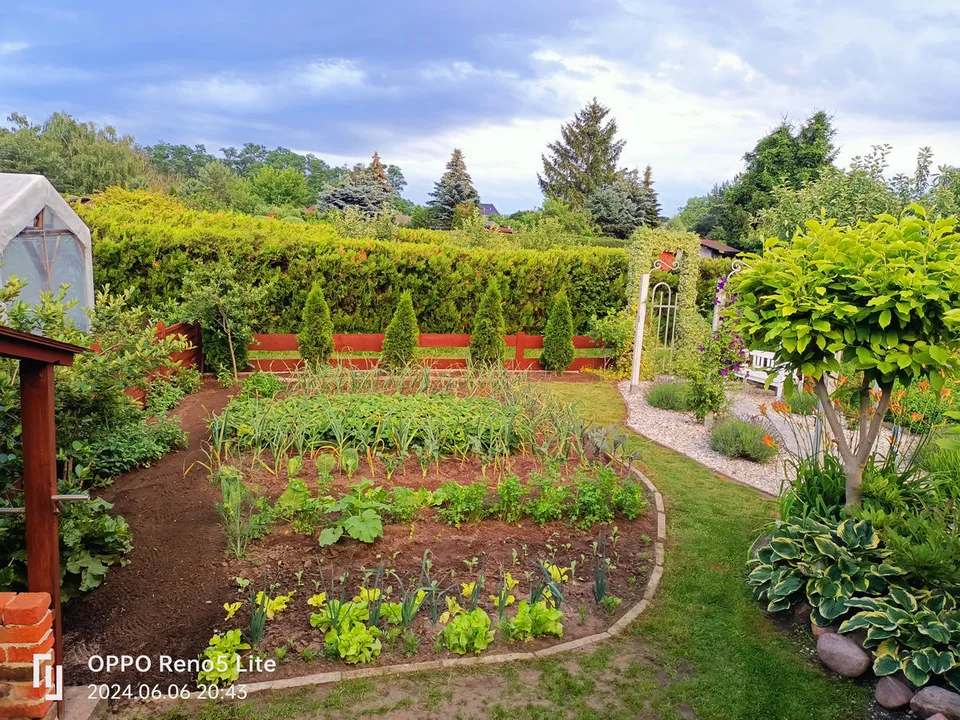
left=873, top=654, right=900, bottom=676
left=887, top=586, right=919, bottom=613
left=770, top=538, right=800, bottom=560
left=767, top=597, right=791, bottom=613
left=839, top=611, right=886, bottom=634
left=917, top=622, right=951, bottom=644
left=875, top=638, right=899, bottom=658
left=818, top=597, right=849, bottom=620
left=901, top=658, right=931, bottom=688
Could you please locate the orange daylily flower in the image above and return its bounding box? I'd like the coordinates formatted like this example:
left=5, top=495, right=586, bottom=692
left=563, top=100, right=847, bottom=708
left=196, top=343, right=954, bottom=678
left=762, top=434, right=776, bottom=448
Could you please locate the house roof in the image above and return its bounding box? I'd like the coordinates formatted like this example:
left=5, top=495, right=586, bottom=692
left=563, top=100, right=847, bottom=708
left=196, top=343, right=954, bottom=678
left=699, top=237, right=739, bottom=255
left=478, top=203, right=499, bottom=216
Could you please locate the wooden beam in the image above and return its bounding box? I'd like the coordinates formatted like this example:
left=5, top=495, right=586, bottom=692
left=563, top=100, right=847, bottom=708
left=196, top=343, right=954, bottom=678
left=20, top=360, right=63, bottom=668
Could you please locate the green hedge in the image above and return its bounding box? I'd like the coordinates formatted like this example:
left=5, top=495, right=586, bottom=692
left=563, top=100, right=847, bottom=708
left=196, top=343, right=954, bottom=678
left=82, top=189, right=628, bottom=334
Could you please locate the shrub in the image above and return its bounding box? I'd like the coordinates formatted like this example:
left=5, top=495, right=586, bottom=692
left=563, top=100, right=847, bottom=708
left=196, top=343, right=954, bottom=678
left=786, top=390, right=819, bottom=416
left=778, top=454, right=846, bottom=522
left=646, top=381, right=692, bottom=411
left=541, top=290, right=575, bottom=374
left=298, top=283, right=335, bottom=365
left=710, top=418, right=778, bottom=463
left=589, top=309, right=634, bottom=376
left=83, top=189, right=629, bottom=334
left=380, top=291, right=419, bottom=370
left=469, top=280, right=506, bottom=366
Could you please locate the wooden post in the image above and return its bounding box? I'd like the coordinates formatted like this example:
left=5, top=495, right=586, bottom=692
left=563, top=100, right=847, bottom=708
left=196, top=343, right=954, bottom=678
left=20, top=360, right=62, bottom=669
left=629, top=274, right=651, bottom=393
left=514, top=331, right=525, bottom=368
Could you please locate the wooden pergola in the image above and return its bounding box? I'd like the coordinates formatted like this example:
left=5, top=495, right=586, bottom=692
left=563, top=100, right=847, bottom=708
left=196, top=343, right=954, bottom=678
left=0, top=325, right=85, bottom=671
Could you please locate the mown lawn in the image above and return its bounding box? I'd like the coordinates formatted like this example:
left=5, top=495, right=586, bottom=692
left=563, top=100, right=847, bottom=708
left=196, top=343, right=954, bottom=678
left=123, top=381, right=870, bottom=720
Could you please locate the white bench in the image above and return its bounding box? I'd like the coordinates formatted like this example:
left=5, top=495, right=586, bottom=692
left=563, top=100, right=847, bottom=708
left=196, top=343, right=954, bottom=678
left=736, top=350, right=788, bottom=398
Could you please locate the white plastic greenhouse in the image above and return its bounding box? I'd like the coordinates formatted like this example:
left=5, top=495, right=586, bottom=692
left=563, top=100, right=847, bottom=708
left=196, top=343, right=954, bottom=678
left=0, top=173, right=94, bottom=330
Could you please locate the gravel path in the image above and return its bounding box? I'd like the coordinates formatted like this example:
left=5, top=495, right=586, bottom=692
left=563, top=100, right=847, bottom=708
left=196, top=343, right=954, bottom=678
left=619, top=380, right=794, bottom=497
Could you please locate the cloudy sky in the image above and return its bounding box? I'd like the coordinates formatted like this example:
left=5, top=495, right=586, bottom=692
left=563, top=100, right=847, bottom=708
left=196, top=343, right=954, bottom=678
left=1, top=0, right=959, bottom=214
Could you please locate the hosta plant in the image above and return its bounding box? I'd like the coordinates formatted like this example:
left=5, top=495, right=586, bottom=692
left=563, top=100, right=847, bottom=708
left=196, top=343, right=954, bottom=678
left=748, top=518, right=902, bottom=626
left=839, top=587, right=960, bottom=690
left=440, top=608, right=495, bottom=655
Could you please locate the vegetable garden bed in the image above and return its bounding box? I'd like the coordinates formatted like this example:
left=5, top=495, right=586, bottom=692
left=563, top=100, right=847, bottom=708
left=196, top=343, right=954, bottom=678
left=148, top=369, right=657, bottom=685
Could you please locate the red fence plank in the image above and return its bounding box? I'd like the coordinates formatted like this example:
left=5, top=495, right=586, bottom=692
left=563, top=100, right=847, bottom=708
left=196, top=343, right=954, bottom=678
left=418, top=334, right=471, bottom=347
left=244, top=332, right=605, bottom=373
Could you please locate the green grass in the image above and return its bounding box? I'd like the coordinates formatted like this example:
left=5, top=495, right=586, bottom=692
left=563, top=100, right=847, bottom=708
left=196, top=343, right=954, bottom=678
left=115, top=381, right=870, bottom=720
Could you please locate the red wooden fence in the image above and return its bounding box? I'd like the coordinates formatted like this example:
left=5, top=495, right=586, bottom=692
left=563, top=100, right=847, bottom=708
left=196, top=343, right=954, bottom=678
left=247, top=332, right=606, bottom=372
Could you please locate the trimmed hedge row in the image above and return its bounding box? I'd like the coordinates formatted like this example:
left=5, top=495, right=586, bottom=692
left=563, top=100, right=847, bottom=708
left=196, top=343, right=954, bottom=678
left=81, top=189, right=629, bottom=334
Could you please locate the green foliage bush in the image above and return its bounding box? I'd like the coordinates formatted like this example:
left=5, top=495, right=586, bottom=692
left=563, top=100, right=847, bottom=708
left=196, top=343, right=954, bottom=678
left=541, top=291, right=575, bottom=373
left=710, top=418, right=778, bottom=463
left=0, top=286, right=196, bottom=598
left=469, top=280, right=506, bottom=366
left=82, top=189, right=627, bottom=334
left=380, top=291, right=419, bottom=370
left=298, top=283, right=335, bottom=365
left=646, top=381, right=693, bottom=411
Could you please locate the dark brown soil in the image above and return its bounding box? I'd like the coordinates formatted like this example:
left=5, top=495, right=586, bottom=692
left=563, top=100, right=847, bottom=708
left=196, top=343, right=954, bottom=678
left=62, top=378, right=656, bottom=687
left=62, top=380, right=233, bottom=686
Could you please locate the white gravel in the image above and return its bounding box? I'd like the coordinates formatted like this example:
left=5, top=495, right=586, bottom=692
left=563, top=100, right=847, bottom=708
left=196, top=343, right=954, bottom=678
left=618, top=380, right=793, bottom=497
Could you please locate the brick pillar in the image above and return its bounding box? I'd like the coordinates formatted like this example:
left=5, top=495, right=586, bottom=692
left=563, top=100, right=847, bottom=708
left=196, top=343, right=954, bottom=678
left=0, top=592, right=57, bottom=719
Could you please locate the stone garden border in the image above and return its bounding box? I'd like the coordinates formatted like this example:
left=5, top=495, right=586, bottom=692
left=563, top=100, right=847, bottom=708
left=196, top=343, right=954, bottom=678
left=70, top=461, right=666, bottom=716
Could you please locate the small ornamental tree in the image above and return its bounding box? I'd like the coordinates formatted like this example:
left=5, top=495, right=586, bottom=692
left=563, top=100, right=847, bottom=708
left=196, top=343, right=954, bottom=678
left=381, top=291, right=419, bottom=370
left=541, top=291, right=575, bottom=374
left=298, top=283, right=334, bottom=366
left=730, top=206, right=960, bottom=507
left=469, top=280, right=506, bottom=366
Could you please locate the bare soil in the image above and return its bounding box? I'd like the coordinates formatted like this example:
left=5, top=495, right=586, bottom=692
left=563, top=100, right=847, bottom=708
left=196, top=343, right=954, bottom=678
left=62, top=379, right=656, bottom=688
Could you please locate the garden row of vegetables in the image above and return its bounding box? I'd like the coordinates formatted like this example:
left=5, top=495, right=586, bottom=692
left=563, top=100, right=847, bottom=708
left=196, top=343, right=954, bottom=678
left=195, top=369, right=652, bottom=682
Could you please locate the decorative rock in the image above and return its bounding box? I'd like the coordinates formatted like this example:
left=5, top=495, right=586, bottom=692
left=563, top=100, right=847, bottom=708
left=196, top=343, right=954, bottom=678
left=811, top=619, right=839, bottom=637
left=816, top=633, right=870, bottom=678
left=928, top=714, right=949, bottom=720
left=875, top=676, right=914, bottom=710
left=910, top=686, right=960, bottom=719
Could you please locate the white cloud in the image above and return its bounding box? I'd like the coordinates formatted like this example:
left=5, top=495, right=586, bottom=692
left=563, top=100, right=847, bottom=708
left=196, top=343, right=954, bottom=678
left=0, top=41, right=30, bottom=55
left=298, top=60, right=365, bottom=93
left=141, top=58, right=369, bottom=112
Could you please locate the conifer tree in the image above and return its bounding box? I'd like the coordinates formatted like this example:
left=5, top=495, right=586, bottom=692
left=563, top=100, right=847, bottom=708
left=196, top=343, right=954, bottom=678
left=428, top=149, right=480, bottom=228
left=298, top=282, right=335, bottom=366
left=469, top=280, right=506, bottom=366
left=539, top=98, right=626, bottom=209
left=381, top=291, right=419, bottom=369
left=369, top=151, right=392, bottom=194
left=540, top=290, right=575, bottom=374
left=641, top=165, right=663, bottom=225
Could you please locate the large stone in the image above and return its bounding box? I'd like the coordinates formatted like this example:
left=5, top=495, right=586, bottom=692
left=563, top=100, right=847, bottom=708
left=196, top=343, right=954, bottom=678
left=816, top=633, right=870, bottom=678
left=875, top=676, right=914, bottom=710
left=910, top=686, right=960, bottom=719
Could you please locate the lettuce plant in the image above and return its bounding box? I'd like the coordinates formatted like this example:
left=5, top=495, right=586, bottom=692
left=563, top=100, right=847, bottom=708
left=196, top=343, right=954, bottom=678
left=441, top=608, right=495, bottom=655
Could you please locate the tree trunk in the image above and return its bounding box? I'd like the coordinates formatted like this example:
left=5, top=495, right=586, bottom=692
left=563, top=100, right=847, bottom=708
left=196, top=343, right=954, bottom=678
left=844, top=463, right=863, bottom=509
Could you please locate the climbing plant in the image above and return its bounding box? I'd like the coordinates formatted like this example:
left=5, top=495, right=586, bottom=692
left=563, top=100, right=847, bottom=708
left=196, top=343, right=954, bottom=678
left=627, top=227, right=707, bottom=372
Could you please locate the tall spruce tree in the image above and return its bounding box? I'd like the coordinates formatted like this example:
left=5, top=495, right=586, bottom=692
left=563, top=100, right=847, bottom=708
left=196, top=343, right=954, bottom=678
left=428, top=149, right=480, bottom=228
left=539, top=98, right=626, bottom=209
left=642, top=165, right=663, bottom=225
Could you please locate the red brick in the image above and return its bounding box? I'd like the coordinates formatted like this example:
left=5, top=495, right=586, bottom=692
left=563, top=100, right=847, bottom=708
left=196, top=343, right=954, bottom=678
left=0, top=615, right=51, bottom=645
left=0, top=698, right=53, bottom=718
left=2, top=595, right=50, bottom=627
left=0, top=594, right=16, bottom=618
left=5, top=631, right=53, bottom=663
left=10, top=683, right=46, bottom=701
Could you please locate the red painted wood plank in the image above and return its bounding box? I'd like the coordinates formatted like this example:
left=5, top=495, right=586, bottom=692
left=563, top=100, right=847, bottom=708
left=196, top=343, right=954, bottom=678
left=20, top=361, right=63, bottom=668
left=573, top=336, right=602, bottom=349
left=334, top=334, right=384, bottom=352
left=252, top=334, right=299, bottom=351
left=418, top=334, right=471, bottom=347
